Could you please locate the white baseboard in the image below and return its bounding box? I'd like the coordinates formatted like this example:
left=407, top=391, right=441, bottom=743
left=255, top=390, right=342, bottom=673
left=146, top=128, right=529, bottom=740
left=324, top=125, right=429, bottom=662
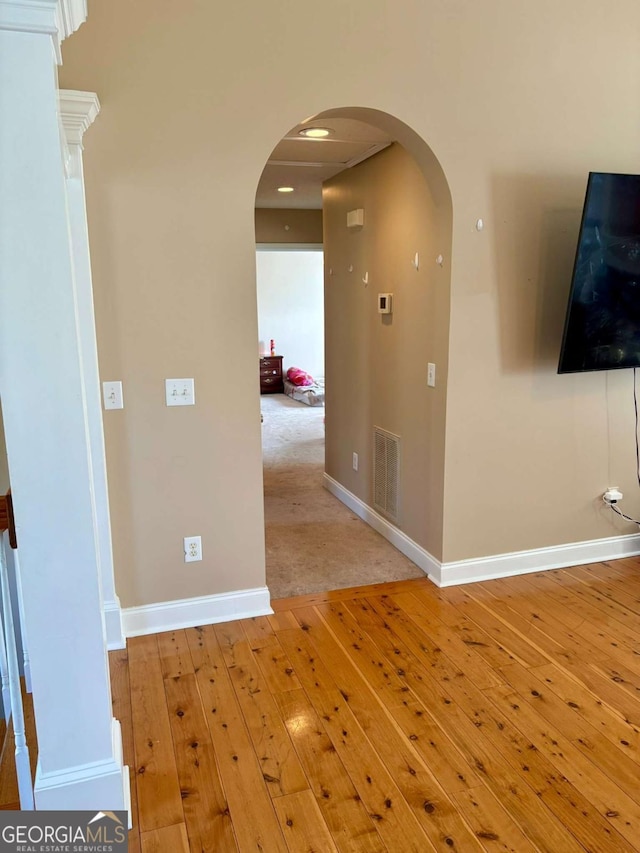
left=34, top=718, right=129, bottom=811
left=439, top=532, right=640, bottom=586
left=122, top=586, right=273, bottom=638
left=323, top=473, right=640, bottom=588
left=103, top=597, right=126, bottom=651
left=323, top=474, right=441, bottom=582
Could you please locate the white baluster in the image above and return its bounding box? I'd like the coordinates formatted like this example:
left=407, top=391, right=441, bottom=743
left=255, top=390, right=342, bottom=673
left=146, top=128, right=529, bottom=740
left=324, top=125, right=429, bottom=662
left=0, top=602, right=10, bottom=721
left=12, top=549, right=31, bottom=694
left=0, top=534, right=34, bottom=809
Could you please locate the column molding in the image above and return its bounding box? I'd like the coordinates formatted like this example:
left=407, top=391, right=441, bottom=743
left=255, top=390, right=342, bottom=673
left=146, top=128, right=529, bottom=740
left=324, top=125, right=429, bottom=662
left=59, top=89, right=98, bottom=178
left=0, top=10, right=128, bottom=808
left=55, top=0, right=86, bottom=40
left=0, top=0, right=86, bottom=61
left=59, top=89, right=99, bottom=145
left=58, top=89, right=126, bottom=651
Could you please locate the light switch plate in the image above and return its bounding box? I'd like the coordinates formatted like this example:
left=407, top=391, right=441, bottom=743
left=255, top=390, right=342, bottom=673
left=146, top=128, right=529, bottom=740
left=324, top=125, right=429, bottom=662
left=427, top=363, right=436, bottom=387
left=166, top=378, right=195, bottom=406
left=103, top=381, right=124, bottom=410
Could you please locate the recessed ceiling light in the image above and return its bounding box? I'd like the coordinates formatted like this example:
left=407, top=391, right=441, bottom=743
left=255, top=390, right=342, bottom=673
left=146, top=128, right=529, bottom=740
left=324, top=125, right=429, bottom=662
left=277, top=186, right=295, bottom=193
left=298, top=127, right=332, bottom=139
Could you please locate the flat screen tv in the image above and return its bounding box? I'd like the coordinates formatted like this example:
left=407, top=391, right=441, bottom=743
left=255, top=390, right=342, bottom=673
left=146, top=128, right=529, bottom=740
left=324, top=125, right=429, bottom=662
left=558, top=172, right=640, bottom=373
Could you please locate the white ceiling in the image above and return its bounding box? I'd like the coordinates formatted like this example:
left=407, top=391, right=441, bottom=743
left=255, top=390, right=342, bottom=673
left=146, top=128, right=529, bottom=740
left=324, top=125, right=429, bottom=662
left=255, top=117, right=393, bottom=210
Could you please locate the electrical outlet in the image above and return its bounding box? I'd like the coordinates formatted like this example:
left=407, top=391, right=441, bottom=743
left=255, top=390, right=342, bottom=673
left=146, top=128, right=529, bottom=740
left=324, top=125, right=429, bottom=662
left=352, top=452, right=359, bottom=471
left=183, top=535, right=202, bottom=562
left=603, top=487, right=623, bottom=504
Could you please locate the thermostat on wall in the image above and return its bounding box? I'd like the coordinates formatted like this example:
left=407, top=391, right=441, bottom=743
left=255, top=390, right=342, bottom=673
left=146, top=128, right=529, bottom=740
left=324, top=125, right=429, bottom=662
left=378, top=293, right=393, bottom=314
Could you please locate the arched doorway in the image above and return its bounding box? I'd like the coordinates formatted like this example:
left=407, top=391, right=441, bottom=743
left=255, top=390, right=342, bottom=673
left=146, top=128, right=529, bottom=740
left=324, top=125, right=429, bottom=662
left=254, top=108, right=452, bottom=600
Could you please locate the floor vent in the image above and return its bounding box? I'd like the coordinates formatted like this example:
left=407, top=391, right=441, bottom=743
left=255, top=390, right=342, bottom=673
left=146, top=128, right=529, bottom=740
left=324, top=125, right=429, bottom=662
left=373, top=426, right=400, bottom=522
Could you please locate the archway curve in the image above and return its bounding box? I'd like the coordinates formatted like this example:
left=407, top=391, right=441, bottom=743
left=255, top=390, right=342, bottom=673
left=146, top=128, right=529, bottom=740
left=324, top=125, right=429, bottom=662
left=255, top=105, right=453, bottom=599
left=311, top=105, right=452, bottom=215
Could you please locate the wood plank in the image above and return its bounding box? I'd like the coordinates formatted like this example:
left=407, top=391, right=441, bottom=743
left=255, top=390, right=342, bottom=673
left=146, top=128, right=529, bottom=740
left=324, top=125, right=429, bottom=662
left=450, top=785, right=539, bottom=853
left=127, top=635, right=184, bottom=832
left=546, top=654, right=640, bottom=730
left=603, top=558, right=640, bottom=584
left=421, top=586, right=550, bottom=670
left=270, top=576, right=434, bottom=612
left=322, top=598, right=588, bottom=853
left=486, top=676, right=640, bottom=851
left=432, top=656, right=635, bottom=853
left=526, top=661, right=640, bottom=766
left=241, top=614, right=281, bottom=649
left=140, top=823, right=189, bottom=853
left=498, top=661, right=640, bottom=800
left=222, top=627, right=309, bottom=798
left=268, top=610, right=300, bottom=632
left=301, top=599, right=481, bottom=797
left=465, top=582, right=587, bottom=668
left=274, top=688, right=387, bottom=853
left=117, top=566, right=640, bottom=849
left=163, top=673, right=237, bottom=852
left=523, top=570, right=640, bottom=646
left=214, top=619, right=251, bottom=668
left=0, top=718, right=20, bottom=809
left=594, top=657, right=640, bottom=704
left=384, top=592, right=504, bottom=690
left=0, top=496, right=8, bottom=533
left=156, top=630, right=195, bottom=679
left=278, top=619, right=475, bottom=852
left=185, top=625, right=289, bottom=852
left=272, top=789, right=339, bottom=853
left=508, top=573, right=640, bottom=675
left=109, top=648, right=141, bottom=853
left=251, top=640, right=302, bottom=694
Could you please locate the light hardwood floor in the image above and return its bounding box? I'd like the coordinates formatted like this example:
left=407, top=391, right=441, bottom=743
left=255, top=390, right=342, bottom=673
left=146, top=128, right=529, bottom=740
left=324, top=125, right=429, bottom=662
left=112, top=558, right=640, bottom=852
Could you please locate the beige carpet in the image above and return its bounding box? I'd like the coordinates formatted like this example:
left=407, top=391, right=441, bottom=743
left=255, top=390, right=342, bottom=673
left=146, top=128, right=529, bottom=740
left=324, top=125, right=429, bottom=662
left=261, top=394, right=425, bottom=600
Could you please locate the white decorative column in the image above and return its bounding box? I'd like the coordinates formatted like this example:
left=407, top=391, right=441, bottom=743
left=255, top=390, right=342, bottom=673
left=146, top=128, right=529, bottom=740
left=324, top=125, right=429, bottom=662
left=59, top=90, right=125, bottom=652
left=0, top=0, right=128, bottom=810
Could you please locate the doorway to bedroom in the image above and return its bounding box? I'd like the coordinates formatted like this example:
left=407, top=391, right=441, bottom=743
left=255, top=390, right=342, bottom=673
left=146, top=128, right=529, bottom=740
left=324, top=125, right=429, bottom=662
left=255, top=242, right=423, bottom=601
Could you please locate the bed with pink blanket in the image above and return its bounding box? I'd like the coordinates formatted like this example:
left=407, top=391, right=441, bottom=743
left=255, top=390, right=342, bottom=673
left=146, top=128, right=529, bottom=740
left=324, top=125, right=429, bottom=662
left=283, top=366, right=325, bottom=406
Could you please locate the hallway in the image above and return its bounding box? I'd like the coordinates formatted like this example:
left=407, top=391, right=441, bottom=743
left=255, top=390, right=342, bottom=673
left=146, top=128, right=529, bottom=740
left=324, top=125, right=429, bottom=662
left=261, top=394, right=424, bottom=599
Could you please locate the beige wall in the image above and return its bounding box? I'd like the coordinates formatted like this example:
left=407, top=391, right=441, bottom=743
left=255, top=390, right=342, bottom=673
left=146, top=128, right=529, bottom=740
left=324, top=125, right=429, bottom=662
left=324, top=144, right=449, bottom=559
left=0, top=407, right=10, bottom=494
left=255, top=209, right=322, bottom=245
left=59, top=0, right=640, bottom=605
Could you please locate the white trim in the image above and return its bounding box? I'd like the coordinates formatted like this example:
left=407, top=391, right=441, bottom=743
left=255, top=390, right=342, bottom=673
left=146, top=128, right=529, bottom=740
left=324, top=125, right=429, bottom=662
left=122, top=587, right=273, bottom=638
left=59, top=90, right=100, bottom=146
left=34, top=718, right=129, bottom=811
left=55, top=0, right=85, bottom=40
left=323, top=473, right=640, bottom=588
left=440, top=532, right=640, bottom=587
left=256, top=243, right=323, bottom=252
left=323, top=474, right=441, bottom=582
left=0, top=0, right=61, bottom=63
left=104, top=598, right=126, bottom=651
left=0, top=1, right=86, bottom=66
left=0, top=0, right=58, bottom=35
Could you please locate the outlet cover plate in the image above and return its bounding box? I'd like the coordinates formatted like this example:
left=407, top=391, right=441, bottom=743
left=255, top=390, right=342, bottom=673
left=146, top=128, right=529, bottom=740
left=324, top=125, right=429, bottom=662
left=184, top=535, right=202, bottom=562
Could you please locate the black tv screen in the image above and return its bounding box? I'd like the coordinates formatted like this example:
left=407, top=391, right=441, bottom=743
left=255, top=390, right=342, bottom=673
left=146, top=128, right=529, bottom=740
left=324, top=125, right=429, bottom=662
left=558, top=172, right=640, bottom=373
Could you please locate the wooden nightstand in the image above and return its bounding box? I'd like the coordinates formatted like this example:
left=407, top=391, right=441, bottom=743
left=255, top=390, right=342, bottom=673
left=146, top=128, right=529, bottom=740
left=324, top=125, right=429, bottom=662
left=260, top=355, right=284, bottom=394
